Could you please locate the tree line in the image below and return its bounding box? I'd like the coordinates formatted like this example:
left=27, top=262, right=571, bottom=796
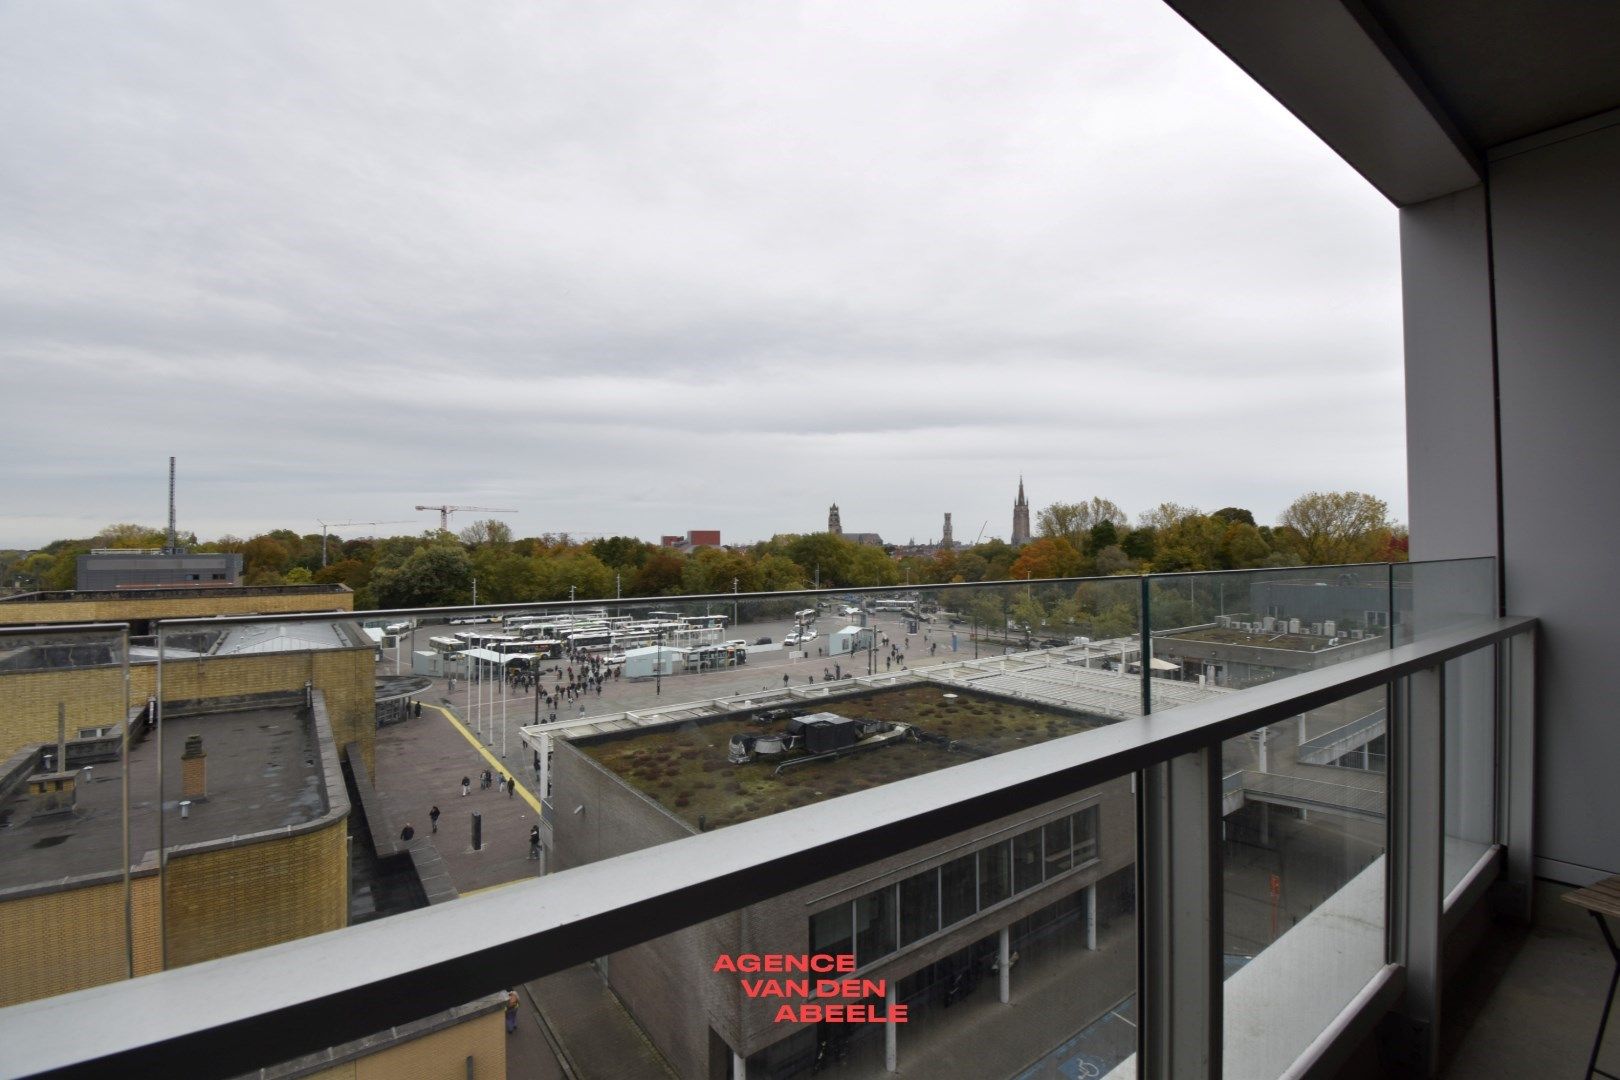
left=1, top=491, right=1404, bottom=610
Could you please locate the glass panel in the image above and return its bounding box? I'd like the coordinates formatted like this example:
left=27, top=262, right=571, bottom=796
left=1221, top=686, right=1388, bottom=1077
left=810, top=903, right=853, bottom=958
left=1074, top=805, right=1100, bottom=865
left=978, top=842, right=1011, bottom=908
left=855, top=889, right=896, bottom=967
left=1443, top=646, right=1496, bottom=896
left=941, top=853, right=978, bottom=928
left=1387, top=559, right=1498, bottom=897
left=1013, top=828, right=1044, bottom=893
left=0, top=624, right=133, bottom=1008
left=1392, top=556, right=1496, bottom=647
left=1146, top=565, right=1394, bottom=711
left=899, top=870, right=941, bottom=946
left=1044, top=816, right=1074, bottom=876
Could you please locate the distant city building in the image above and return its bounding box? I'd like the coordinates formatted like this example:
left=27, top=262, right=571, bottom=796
left=660, top=530, right=721, bottom=553
left=1011, top=477, right=1032, bottom=547
left=75, top=550, right=242, bottom=590
left=827, top=503, right=842, bottom=535
left=845, top=533, right=885, bottom=547
left=942, top=512, right=954, bottom=549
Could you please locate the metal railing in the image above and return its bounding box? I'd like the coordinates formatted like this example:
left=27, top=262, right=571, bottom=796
left=0, top=559, right=1524, bottom=1079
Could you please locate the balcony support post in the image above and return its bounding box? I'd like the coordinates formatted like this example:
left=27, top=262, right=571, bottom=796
left=1137, top=748, right=1221, bottom=1080
left=1496, top=629, right=1536, bottom=922
left=1387, top=665, right=1444, bottom=1075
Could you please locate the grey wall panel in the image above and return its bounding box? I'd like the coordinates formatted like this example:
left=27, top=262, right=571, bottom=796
left=1489, top=120, right=1620, bottom=878
left=1400, top=185, right=1499, bottom=566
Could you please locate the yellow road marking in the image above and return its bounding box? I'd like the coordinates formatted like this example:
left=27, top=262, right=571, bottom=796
left=423, top=702, right=543, bottom=814
left=460, top=879, right=524, bottom=898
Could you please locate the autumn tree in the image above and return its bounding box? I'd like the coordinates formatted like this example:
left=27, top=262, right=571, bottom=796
left=1278, top=491, right=1392, bottom=565
left=1037, top=498, right=1127, bottom=549
left=1009, top=537, right=1084, bottom=579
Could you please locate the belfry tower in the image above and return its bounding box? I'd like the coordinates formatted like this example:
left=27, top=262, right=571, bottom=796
left=828, top=504, right=843, bottom=535
left=1011, top=478, right=1031, bottom=547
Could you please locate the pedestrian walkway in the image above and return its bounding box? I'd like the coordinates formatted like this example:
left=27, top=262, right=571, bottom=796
left=373, top=703, right=542, bottom=897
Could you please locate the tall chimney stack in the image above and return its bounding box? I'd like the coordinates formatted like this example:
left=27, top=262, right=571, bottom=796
left=166, top=456, right=178, bottom=554
left=181, top=734, right=208, bottom=801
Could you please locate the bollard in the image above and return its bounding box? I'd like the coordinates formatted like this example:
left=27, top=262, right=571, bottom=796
left=471, top=810, right=482, bottom=851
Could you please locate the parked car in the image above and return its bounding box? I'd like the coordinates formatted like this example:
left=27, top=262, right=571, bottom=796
left=754, top=636, right=773, bottom=645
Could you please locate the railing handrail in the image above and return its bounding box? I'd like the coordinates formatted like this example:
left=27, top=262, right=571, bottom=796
left=0, top=612, right=1533, bottom=1080
left=129, top=559, right=1479, bottom=632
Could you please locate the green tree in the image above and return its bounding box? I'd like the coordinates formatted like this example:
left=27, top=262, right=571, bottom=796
left=371, top=544, right=474, bottom=607
left=589, top=535, right=651, bottom=569
left=632, top=550, right=686, bottom=595
left=1212, top=506, right=1256, bottom=527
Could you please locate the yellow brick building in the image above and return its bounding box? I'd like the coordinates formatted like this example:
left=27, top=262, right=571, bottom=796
left=0, top=584, right=354, bottom=628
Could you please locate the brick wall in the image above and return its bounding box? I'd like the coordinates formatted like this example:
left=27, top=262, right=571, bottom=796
left=293, top=1009, right=505, bottom=1080
left=164, top=810, right=348, bottom=969
left=0, top=648, right=376, bottom=770
left=0, top=872, right=161, bottom=1008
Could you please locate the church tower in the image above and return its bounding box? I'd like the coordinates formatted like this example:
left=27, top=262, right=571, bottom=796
left=1011, top=478, right=1031, bottom=546
left=941, top=513, right=954, bottom=549
left=828, top=503, right=842, bottom=535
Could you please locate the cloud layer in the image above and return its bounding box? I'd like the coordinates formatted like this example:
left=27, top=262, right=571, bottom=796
left=0, top=1, right=1403, bottom=548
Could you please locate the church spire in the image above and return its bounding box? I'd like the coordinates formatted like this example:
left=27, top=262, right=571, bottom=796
left=1011, top=476, right=1031, bottom=546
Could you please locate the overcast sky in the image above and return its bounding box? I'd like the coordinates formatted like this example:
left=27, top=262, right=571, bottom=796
left=0, top=1, right=1403, bottom=550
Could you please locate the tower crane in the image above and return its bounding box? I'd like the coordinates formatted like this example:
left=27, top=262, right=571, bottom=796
left=316, top=520, right=413, bottom=567
left=414, top=505, right=516, bottom=533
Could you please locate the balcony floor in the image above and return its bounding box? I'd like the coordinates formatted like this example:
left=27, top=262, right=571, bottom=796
left=1441, top=882, right=1618, bottom=1078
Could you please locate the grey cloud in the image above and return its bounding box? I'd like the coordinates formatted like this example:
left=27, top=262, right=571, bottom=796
left=0, top=0, right=1404, bottom=549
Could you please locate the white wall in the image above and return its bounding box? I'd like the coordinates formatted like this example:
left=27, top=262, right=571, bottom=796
left=1405, top=115, right=1620, bottom=880
left=1489, top=117, right=1620, bottom=881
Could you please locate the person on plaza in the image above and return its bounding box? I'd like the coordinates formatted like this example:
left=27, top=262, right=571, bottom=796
left=529, top=824, right=541, bottom=860
left=505, top=989, right=519, bottom=1033
left=461, top=775, right=471, bottom=797
left=497, top=775, right=506, bottom=795
left=429, top=805, right=441, bottom=833
left=400, top=822, right=415, bottom=843
left=505, top=775, right=514, bottom=798
left=782, top=673, right=790, bottom=688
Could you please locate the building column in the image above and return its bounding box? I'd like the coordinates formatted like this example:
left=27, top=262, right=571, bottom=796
left=733, top=1050, right=747, bottom=1079
left=998, top=926, right=1011, bottom=1004
left=1085, top=883, right=1098, bottom=951
left=885, top=980, right=898, bottom=1072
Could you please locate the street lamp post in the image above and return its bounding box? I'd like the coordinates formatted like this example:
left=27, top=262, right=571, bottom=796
left=655, top=627, right=663, bottom=697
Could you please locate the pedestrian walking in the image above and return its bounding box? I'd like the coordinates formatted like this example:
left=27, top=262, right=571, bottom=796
left=505, top=989, right=520, bottom=1034
left=529, top=824, right=541, bottom=860
left=400, top=822, right=415, bottom=843
left=461, top=776, right=471, bottom=797
left=505, top=775, right=514, bottom=799
left=429, top=805, right=441, bottom=833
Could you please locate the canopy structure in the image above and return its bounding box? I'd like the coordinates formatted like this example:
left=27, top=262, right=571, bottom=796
left=455, top=647, right=527, bottom=666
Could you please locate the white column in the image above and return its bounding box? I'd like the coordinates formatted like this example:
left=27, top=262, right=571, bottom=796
left=884, top=980, right=898, bottom=1072
left=998, top=926, right=1011, bottom=1004
left=732, top=1050, right=747, bottom=1079
left=1258, top=725, right=1268, bottom=773
left=501, top=663, right=508, bottom=756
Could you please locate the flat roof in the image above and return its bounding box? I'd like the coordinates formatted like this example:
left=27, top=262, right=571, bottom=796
left=0, top=703, right=336, bottom=895
left=1158, top=627, right=1356, bottom=652
left=574, top=683, right=1112, bottom=831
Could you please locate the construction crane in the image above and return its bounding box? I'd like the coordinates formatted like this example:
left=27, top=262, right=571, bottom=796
left=317, top=520, right=412, bottom=567
left=414, top=505, right=516, bottom=533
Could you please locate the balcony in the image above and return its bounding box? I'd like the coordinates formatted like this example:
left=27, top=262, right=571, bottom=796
left=0, top=559, right=1576, bottom=1078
